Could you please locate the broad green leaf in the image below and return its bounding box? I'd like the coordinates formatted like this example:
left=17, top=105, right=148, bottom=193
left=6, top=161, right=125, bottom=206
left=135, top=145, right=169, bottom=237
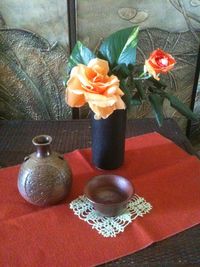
left=149, top=93, right=164, bottom=127
left=99, top=27, right=139, bottom=68
left=165, top=93, right=199, bottom=121
left=68, top=41, right=95, bottom=73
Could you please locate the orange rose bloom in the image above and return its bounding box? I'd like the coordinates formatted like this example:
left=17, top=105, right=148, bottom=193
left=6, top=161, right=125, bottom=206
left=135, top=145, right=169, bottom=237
left=145, top=49, right=176, bottom=80
left=65, top=58, right=126, bottom=119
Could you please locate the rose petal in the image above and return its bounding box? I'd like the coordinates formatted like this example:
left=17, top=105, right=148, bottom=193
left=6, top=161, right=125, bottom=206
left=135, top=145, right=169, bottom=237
left=89, top=75, right=120, bottom=94
left=105, top=86, right=118, bottom=95
left=67, top=76, right=84, bottom=94
left=145, top=60, right=158, bottom=78
left=104, top=86, right=124, bottom=96
left=76, top=65, right=94, bottom=89
left=89, top=103, right=116, bottom=119
left=115, top=88, right=124, bottom=96
left=89, top=96, right=125, bottom=119
left=84, top=92, right=117, bottom=107
left=65, top=88, right=86, bottom=107
left=115, top=96, right=126, bottom=109
left=88, top=58, right=109, bottom=75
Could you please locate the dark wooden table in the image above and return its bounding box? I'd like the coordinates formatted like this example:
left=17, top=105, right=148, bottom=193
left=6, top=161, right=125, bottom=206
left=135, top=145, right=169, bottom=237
left=0, top=118, right=200, bottom=266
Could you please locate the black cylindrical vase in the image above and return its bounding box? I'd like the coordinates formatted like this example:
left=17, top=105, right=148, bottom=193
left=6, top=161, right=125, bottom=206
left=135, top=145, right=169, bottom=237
left=91, top=109, right=126, bottom=170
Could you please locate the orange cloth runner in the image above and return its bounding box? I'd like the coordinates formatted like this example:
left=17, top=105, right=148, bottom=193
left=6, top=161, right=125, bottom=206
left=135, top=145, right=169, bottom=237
left=0, top=132, right=200, bottom=267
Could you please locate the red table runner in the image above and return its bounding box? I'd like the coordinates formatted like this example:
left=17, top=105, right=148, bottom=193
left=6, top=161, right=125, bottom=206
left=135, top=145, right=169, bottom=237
left=0, top=132, right=200, bottom=267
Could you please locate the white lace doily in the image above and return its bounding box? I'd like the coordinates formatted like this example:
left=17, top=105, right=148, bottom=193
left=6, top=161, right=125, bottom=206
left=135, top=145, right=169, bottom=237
left=69, top=194, right=152, bottom=237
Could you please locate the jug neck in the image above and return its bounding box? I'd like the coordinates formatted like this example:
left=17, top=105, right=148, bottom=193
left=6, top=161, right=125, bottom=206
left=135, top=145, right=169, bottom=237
left=32, top=135, right=52, bottom=158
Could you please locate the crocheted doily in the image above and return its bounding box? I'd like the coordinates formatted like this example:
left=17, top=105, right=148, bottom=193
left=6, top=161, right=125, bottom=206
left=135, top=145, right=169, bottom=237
left=69, top=194, right=152, bottom=237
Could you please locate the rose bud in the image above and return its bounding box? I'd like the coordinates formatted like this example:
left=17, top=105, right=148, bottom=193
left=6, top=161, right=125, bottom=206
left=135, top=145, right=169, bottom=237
left=145, top=49, right=176, bottom=80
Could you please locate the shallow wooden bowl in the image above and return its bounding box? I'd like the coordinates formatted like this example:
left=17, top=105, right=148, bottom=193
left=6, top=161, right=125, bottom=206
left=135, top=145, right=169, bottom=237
left=84, top=174, right=134, bottom=217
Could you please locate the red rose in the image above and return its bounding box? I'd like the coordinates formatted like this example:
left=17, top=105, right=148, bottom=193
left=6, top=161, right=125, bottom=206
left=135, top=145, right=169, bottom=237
left=145, top=49, right=176, bottom=80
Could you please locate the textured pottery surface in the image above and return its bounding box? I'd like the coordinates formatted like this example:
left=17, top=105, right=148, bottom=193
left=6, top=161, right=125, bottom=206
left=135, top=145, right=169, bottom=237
left=18, top=135, right=72, bottom=206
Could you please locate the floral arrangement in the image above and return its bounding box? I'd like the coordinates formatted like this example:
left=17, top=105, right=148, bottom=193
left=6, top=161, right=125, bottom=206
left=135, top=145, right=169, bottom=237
left=64, top=27, right=198, bottom=126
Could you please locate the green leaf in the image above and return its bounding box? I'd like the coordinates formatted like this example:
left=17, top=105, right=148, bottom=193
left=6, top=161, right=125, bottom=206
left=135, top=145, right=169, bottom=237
left=99, top=27, right=139, bottom=68
left=120, top=79, right=132, bottom=108
left=112, top=64, right=130, bottom=79
left=131, top=92, right=142, bottom=106
left=149, top=93, right=164, bottom=127
left=68, top=41, right=95, bottom=73
left=148, top=77, right=166, bottom=90
left=134, top=80, right=146, bottom=99
left=165, top=93, right=199, bottom=121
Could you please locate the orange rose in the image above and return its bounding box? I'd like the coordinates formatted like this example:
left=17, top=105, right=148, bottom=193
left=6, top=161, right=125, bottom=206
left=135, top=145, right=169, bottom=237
left=65, top=58, right=126, bottom=119
left=145, top=49, right=176, bottom=80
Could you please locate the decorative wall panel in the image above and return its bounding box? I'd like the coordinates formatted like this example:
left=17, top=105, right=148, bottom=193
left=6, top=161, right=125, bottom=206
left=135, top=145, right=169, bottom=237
left=0, top=0, right=71, bottom=120
left=0, top=0, right=69, bottom=48
left=77, top=0, right=200, bottom=48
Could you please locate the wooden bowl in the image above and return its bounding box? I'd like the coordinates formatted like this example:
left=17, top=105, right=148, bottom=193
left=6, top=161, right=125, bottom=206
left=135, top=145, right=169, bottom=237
left=84, top=175, right=134, bottom=217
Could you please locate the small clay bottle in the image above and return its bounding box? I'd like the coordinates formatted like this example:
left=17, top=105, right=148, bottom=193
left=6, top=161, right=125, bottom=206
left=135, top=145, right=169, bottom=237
left=18, top=135, right=72, bottom=206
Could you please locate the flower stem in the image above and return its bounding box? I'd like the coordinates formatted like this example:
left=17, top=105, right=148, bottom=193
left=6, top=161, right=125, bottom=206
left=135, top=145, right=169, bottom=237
left=133, top=72, right=152, bottom=80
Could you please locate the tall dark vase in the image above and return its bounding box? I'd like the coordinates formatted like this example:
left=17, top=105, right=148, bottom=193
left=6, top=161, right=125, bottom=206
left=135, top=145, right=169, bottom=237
left=91, top=109, right=127, bottom=170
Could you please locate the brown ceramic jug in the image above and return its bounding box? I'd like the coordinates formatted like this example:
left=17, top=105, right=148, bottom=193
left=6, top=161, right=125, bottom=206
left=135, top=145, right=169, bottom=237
left=18, top=135, right=72, bottom=206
